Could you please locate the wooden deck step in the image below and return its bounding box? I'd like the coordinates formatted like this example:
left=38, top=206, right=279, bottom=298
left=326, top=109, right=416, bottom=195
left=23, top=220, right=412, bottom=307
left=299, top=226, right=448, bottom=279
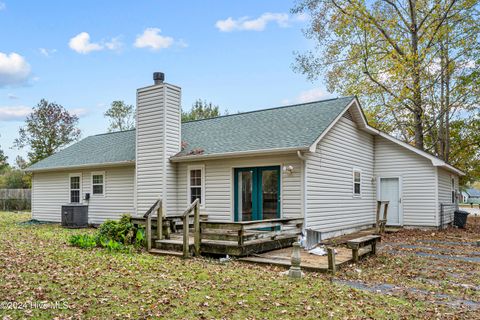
left=148, top=248, right=184, bottom=257
left=155, top=238, right=195, bottom=253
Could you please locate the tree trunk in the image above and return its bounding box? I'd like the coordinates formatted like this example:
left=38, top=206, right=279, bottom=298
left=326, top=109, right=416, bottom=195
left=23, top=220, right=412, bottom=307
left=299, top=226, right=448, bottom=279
left=438, top=43, right=446, bottom=160
left=409, top=0, right=424, bottom=150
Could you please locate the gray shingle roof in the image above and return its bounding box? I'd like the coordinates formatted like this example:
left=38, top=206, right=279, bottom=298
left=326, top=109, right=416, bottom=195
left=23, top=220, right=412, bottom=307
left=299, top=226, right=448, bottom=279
left=466, top=188, right=480, bottom=197
left=28, top=97, right=354, bottom=170
left=177, top=97, right=354, bottom=157
left=28, top=129, right=136, bottom=171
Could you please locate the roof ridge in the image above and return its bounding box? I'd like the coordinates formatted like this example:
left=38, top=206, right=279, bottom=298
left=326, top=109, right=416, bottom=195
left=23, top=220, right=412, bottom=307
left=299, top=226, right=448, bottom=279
left=182, top=96, right=354, bottom=124
left=91, top=129, right=136, bottom=137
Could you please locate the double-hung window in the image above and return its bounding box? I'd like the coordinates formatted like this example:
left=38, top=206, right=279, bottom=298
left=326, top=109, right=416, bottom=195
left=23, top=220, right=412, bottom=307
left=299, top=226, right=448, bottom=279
left=188, top=165, right=204, bottom=206
left=92, top=172, right=105, bottom=196
left=353, top=169, right=361, bottom=197
left=451, top=178, right=455, bottom=204
left=70, top=174, right=81, bottom=203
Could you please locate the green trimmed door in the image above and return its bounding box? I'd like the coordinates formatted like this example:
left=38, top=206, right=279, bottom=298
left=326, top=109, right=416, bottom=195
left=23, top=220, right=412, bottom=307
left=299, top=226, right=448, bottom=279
left=234, top=166, right=280, bottom=221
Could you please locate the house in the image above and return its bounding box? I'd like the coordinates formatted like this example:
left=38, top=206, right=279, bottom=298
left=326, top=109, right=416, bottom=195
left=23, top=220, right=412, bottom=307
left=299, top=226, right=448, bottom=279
left=463, top=188, right=480, bottom=204
left=27, top=73, right=464, bottom=244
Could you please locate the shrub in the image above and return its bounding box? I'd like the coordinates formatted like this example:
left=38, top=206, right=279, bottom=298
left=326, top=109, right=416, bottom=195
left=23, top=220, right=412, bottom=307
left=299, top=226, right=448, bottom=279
left=68, top=234, right=97, bottom=249
left=67, top=214, right=145, bottom=252
left=97, top=214, right=136, bottom=245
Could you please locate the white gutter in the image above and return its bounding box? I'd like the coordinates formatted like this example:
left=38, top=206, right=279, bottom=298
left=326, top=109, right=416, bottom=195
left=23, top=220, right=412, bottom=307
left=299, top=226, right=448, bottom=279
left=170, top=146, right=309, bottom=162
left=297, top=150, right=307, bottom=161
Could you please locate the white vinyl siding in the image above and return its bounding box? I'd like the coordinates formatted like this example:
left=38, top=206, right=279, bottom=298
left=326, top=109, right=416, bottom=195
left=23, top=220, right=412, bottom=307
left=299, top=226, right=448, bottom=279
left=305, top=114, right=376, bottom=236
left=175, top=153, right=303, bottom=221
left=374, top=136, right=437, bottom=226
left=135, top=83, right=180, bottom=216
left=437, top=168, right=458, bottom=225
left=31, top=166, right=135, bottom=224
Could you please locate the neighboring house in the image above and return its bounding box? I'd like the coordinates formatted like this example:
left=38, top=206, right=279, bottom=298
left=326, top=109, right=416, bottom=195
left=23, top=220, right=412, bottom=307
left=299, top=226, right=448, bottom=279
left=27, top=73, right=464, bottom=242
left=463, top=188, right=480, bottom=204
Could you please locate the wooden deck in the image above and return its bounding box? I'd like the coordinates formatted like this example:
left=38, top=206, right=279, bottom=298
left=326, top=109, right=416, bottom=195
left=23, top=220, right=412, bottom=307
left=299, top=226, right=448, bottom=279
left=132, top=213, right=304, bottom=257
left=152, top=232, right=299, bottom=256
left=238, top=246, right=372, bottom=272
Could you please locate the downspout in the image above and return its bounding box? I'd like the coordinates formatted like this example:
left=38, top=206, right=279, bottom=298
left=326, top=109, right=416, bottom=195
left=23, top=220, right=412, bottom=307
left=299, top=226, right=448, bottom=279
left=297, top=150, right=307, bottom=243
left=296, top=150, right=307, bottom=161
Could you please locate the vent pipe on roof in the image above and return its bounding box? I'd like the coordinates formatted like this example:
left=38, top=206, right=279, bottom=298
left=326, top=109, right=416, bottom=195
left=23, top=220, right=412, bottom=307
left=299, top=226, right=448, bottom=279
left=153, top=72, right=165, bottom=85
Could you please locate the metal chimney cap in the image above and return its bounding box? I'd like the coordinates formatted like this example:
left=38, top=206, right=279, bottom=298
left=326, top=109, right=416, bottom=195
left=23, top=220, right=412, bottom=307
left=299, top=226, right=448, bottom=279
left=153, top=72, right=165, bottom=84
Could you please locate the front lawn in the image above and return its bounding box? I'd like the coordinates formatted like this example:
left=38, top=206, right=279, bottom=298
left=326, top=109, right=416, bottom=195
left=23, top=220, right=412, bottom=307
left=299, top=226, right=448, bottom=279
left=0, top=212, right=477, bottom=319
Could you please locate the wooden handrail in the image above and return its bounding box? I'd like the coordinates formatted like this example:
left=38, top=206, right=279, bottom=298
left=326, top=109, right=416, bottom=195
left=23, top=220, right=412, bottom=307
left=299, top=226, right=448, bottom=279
left=143, top=199, right=161, bottom=218
left=181, top=199, right=200, bottom=258
left=375, top=200, right=389, bottom=234
left=144, top=199, right=162, bottom=251
left=200, top=218, right=304, bottom=247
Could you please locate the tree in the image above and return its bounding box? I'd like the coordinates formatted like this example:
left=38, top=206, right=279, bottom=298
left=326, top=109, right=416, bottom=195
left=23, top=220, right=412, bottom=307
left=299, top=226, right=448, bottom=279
left=0, top=144, right=8, bottom=173
left=447, top=115, right=480, bottom=185
left=0, top=167, right=31, bottom=189
left=15, top=156, right=28, bottom=170
left=104, top=101, right=136, bottom=132
left=182, top=99, right=226, bottom=122
left=14, top=99, right=81, bottom=164
left=293, top=0, right=479, bottom=152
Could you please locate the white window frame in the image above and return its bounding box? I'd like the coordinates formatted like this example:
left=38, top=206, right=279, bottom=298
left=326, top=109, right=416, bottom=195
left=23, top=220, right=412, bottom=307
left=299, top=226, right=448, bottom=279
left=69, top=173, right=82, bottom=203
left=187, top=165, right=205, bottom=208
left=451, top=176, right=456, bottom=204
left=352, top=168, right=362, bottom=198
left=91, top=171, right=106, bottom=197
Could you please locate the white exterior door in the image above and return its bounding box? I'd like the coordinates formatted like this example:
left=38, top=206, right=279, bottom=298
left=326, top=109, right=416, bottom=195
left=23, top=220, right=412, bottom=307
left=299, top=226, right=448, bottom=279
left=379, top=177, right=401, bottom=226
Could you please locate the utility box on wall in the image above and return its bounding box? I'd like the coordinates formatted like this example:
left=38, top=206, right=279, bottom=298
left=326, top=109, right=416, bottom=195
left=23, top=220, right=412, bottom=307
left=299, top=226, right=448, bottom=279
left=61, top=204, right=88, bottom=228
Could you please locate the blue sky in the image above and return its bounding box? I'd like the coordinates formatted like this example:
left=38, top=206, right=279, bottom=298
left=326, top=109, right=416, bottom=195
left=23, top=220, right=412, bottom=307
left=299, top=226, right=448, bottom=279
left=0, top=0, right=331, bottom=164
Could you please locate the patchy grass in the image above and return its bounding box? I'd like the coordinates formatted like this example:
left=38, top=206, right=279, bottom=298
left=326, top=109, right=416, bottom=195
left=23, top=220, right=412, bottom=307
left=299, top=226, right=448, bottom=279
left=340, top=217, right=480, bottom=311
left=0, top=212, right=478, bottom=319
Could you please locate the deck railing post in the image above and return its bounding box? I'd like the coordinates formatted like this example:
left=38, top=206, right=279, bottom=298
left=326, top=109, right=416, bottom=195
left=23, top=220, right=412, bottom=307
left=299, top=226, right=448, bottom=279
left=238, top=227, right=245, bottom=246
left=157, top=201, right=163, bottom=241
left=327, top=247, right=336, bottom=274
left=375, top=201, right=381, bottom=233
left=194, top=202, right=201, bottom=256
left=183, top=214, right=190, bottom=258
left=146, top=215, right=152, bottom=251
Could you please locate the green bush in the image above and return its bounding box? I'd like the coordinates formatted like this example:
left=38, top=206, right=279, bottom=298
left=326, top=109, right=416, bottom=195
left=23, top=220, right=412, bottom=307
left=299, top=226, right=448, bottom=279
left=97, top=215, right=136, bottom=245
left=67, top=214, right=145, bottom=252
left=68, top=234, right=97, bottom=249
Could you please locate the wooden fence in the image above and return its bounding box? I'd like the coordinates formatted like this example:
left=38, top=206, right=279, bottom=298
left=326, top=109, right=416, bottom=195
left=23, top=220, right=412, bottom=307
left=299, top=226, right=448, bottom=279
left=0, top=189, right=31, bottom=211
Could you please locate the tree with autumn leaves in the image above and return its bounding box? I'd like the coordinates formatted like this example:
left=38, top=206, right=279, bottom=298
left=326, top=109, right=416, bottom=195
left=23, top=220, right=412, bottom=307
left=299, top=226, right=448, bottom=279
left=294, top=0, right=480, bottom=184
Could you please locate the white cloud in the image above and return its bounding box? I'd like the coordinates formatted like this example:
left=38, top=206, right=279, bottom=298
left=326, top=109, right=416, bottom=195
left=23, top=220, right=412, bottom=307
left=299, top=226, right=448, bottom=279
left=296, top=88, right=331, bottom=103
left=69, top=32, right=122, bottom=54
left=69, top=32, right=103, bottom=54
left=39, top=48, right=57, bottom=57
left=70, top=107, right=89, bottom=117
left=0, top=52, right=31, bottom=87
left=105, top=37, right=123, bottom=51
left=282, top=88, right=333, bottom=105
left=0, top=106, right=30, bottom=121
left=134, top=28, right=175, bottom=50
left=0, top=105, right=89, bottom=122
left=7, top=93, right=18, bottom=99
left=0, top=2, right=5, bottom=11
left=215, top=12, right=290, bottom=32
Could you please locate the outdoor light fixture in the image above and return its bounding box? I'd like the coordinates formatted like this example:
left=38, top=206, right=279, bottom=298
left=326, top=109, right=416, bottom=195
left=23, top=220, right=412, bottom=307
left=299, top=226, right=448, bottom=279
left=283, top=165, right=294, bottom=175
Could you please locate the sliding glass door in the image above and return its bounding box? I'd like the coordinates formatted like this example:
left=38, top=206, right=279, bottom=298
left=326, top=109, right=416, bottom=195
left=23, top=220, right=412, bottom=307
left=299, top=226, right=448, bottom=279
left=234, top=166, right=280, bottom=221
